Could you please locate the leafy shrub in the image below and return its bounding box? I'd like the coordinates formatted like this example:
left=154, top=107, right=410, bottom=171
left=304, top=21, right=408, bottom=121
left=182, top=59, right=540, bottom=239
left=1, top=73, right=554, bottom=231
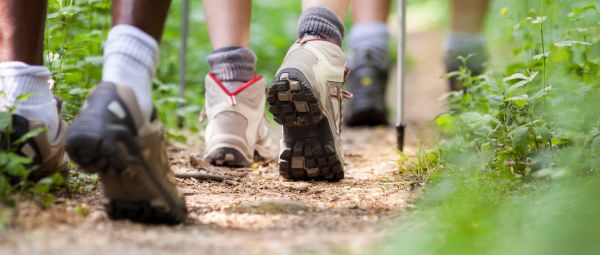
left=382, top=0, right=599, bottom=254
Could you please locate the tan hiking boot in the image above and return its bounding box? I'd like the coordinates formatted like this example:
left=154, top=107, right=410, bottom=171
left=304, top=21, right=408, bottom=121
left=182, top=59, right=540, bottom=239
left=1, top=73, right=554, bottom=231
left=0, top=101, right=69, bottom=181
left=66, top=82, right=187, bottom=224
left=202, top=73, right=273, bottom=167
left=267, top=38, right=351, bottom=181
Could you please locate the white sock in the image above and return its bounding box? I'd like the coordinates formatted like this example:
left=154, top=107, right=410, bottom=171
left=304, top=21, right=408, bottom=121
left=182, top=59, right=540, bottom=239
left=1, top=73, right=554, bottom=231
left=102, top=24, right=158, bottom=120
left=0, top=62, right=59, bottom=141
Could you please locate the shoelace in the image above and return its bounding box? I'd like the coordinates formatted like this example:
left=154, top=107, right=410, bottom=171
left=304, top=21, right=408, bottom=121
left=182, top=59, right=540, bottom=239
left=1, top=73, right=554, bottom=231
left=200, top=88, right=354, bottom=133
left=199, top=107, right=207, bottom=123
left=330, top=87, right=354, bottom=133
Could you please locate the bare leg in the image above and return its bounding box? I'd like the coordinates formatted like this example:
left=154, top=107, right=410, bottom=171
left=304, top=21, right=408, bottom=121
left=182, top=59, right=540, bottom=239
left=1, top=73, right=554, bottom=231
left=204, top=0, right=252, bottom=49
left=112, top=0, right=171, bottom=41
left=302, top=0, right=350, bottom=21
left=0, top=1, right=47, bottom=65
left=352, top=0, right=391, bottom=23
left=202, top=0, right=265, bottom=167
left=450, top=0, right=490, bottom=33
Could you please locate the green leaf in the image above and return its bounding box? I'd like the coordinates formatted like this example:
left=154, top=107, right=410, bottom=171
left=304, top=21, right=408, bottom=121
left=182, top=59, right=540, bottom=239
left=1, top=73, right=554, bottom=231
left=507, top=94, right=529, bottom=106
left=13, top=127, right=47, bottom=146
left=534, top=126, right=552, bottom=141
left=554, top=40, right=592, bottom=47
left=533, top=52, right=550, bottom=60
left=0, top=112, right=12, bottom=131
left=15, top=93, right=32, bottom=102
left=551, top=137, right=562, bottom=145
left=568, top=4, right=598, bottom=19
left=504, top=71, right=539, bottom=91
left=50, top=172, right=65, bottom=187
left=435, top=114, right=456, bottom=133
left=33, top=177, right=53, bottom=194
left=527, top=16, right=547, bottom=24
left=511, top=125, right=530, bottom=154
left=530, top=86, right=552, bottom=100
left=503, top=73, right=529, bottom=81
left=460, top=112, right=482, bottom=123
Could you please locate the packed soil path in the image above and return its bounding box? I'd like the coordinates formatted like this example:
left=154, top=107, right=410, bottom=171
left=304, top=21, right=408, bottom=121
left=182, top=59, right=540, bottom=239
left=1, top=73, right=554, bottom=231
left=0, top=31, right=447, bottom=255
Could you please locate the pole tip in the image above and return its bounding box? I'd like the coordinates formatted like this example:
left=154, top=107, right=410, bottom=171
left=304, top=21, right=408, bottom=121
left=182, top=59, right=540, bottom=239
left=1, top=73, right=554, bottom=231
left=396, top=124, right=406, bottom=151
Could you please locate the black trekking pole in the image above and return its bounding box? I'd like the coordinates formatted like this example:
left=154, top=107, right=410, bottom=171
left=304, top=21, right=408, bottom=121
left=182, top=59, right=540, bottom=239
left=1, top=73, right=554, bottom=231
left=396, top=0, right=407, bottom=151
left=177, top=0, right=190, bottom=128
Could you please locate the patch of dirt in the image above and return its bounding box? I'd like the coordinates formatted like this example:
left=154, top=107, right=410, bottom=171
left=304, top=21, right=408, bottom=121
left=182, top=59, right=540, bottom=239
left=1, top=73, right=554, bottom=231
left=0, top=31, right=448, bottom=255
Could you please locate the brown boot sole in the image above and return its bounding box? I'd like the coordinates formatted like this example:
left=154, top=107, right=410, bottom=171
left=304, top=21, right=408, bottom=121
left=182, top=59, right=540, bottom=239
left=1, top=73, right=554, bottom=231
left=268, top=68, right=344, bottom=181
left=66, top=115, right=187, bottom=224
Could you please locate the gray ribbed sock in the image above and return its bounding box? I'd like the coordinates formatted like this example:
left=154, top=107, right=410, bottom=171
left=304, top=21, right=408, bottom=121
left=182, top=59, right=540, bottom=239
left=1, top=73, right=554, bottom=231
left=207, top=47, right=256, bottom=91
left=297, top=7, right=345, bottom=46
left=348, top=22, right=390, bottom=69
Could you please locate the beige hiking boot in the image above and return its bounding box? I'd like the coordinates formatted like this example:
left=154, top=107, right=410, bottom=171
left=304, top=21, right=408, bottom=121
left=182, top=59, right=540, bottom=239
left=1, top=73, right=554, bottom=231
left=202, top=73, right=273, bottom=167
left=0, top=100, right=69, bottom=181
left=66, top=82, right=187, bottom=224
left=267, top=38, right=351, bottom=181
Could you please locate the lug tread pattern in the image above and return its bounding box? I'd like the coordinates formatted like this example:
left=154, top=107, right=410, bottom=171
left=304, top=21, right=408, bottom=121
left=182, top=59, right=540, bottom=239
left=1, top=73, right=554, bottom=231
left=268, top=69, right=344, bottom=182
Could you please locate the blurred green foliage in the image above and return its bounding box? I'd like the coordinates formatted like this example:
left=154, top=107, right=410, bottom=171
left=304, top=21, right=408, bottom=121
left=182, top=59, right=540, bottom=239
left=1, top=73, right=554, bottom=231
left=381, top=0, right=600, bottom=254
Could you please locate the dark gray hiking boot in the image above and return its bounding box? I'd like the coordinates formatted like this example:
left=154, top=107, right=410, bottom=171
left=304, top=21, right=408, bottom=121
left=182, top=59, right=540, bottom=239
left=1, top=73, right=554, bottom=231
left=66, top=82, right=187, bottom=224
left=344, top=49, right=389, bottom=126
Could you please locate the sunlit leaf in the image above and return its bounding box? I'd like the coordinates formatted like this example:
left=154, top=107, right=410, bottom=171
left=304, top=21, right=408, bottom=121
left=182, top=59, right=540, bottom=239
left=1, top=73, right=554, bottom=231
left=533, top=52, right=550, bottom=60
left=13, top=127, right=47, bottom=146
left=554, top=40, right=592, bottom=47
left=527, top=16, right=547, bottom=24
left=507, top=94, right=529, bottom=106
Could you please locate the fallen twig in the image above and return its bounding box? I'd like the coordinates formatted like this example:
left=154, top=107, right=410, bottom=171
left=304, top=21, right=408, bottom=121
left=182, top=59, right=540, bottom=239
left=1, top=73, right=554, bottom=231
left=175, top=169, right=238, bottom=186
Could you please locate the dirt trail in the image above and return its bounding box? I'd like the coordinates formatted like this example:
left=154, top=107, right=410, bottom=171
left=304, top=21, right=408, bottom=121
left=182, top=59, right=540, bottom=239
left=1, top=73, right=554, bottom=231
left=0, top=32, right=447, bottom=255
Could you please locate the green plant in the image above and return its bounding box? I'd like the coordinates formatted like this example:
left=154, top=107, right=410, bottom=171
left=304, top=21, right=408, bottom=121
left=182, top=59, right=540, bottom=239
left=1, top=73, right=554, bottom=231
left=382, top=0, right=599, bottom=254
left=0, top=110, right=66, bottom=207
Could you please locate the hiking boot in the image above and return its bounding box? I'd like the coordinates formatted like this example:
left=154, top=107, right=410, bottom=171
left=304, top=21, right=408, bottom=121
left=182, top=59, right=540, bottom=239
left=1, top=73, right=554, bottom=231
left=0, top=100, right=69, bottom=181
left=267, top=38, right=351, bottom=181
left=66, top=82, right=187, bottom=224
left=202, top=73, right=273, bottom=167
left=344, top=49, right=389, bottom=126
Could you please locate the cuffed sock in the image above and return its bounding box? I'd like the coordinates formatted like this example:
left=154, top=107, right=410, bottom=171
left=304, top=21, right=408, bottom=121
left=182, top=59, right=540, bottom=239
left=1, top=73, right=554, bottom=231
left=207, top=47, right=256, bottom=91
left=102, top=24, right=158, bottom=120
left=0, top=62, right=59, bottom=140
left=297, top=7, right=345, bottom=46
left=443, top=31, right=488, bottom=74
left=347, top=22, right=390, bottom=70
